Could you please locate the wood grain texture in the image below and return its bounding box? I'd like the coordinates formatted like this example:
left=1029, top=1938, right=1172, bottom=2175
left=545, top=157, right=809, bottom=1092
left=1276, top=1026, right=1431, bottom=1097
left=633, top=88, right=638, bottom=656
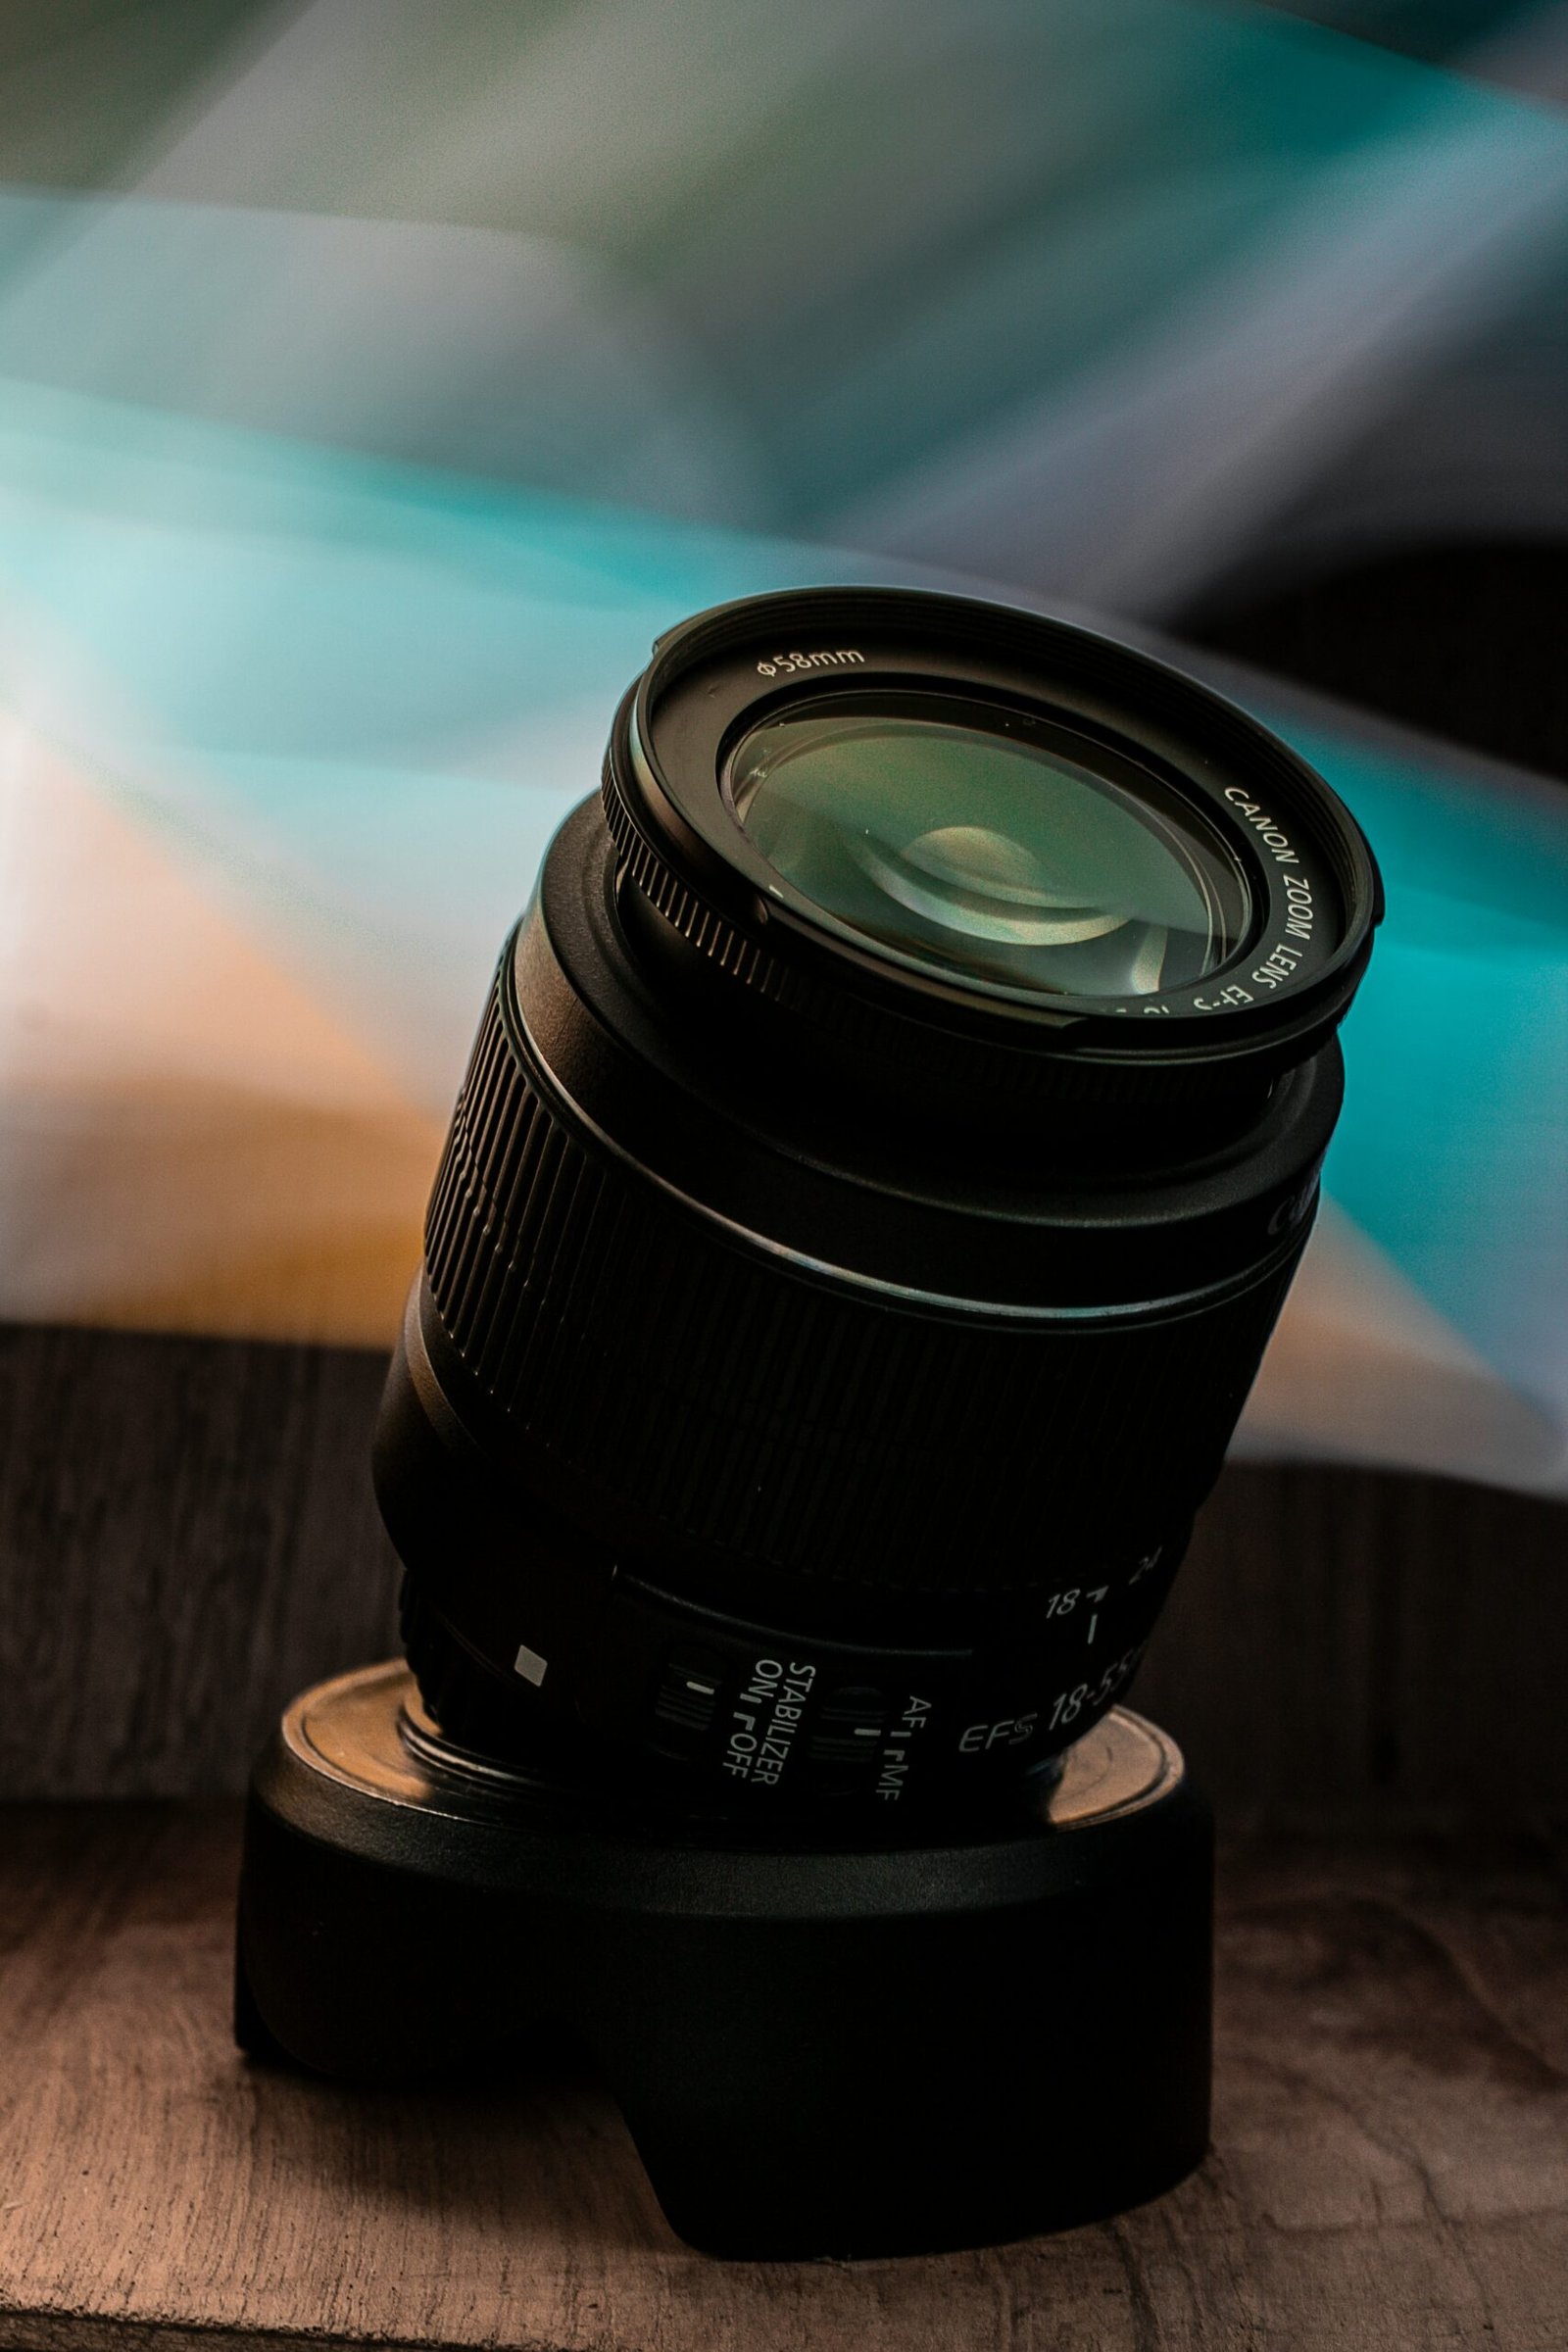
left=0, top=1323, right=398, bottom=1798
left=3, top=1317, right=1567, bottom=1808
left=0, top=1804, right=1565, bottom=2350
left=1138, top=1461, right=1568, bottom=1814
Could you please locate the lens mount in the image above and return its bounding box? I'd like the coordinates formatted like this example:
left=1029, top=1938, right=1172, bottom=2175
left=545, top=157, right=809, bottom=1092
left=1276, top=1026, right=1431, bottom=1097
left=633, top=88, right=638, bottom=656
left=603, top=586, right=1381, bottom=1105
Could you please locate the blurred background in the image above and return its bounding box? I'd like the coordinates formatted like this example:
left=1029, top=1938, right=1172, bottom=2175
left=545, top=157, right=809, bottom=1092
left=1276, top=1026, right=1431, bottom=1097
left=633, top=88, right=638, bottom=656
left=2, top=0, right=1566, bottom=1496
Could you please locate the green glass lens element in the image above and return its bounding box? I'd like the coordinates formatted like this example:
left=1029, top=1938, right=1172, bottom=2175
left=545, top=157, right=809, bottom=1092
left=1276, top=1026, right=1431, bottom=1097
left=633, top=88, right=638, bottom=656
left=727, top=693, right=1250, bottom=1000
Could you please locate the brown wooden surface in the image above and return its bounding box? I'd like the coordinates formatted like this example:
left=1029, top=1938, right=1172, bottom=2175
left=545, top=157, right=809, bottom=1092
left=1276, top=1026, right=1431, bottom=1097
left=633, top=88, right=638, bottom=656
left=5, top=1317, right=1567, bottom=1811
left=0, top=1802, right=1565, bottom=2350
left=0, top=1323, right=399, bottom=1799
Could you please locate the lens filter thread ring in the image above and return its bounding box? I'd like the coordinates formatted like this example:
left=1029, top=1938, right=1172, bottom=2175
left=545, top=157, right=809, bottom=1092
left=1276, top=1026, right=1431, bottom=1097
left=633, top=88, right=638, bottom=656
left=603, top=587, right=1380, bottom=1106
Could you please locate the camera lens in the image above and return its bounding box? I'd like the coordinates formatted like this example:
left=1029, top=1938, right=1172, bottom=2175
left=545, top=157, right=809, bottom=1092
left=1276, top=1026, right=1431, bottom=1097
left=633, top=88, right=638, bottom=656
left=727, top=692, right=1250, bottom=999
left=373, top=587, right=1380, bottom=1824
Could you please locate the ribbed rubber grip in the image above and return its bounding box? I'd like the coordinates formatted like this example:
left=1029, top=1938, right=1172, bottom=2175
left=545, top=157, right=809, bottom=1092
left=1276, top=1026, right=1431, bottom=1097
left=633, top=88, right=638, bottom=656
left=424, top=971, right=1301, bottom=1596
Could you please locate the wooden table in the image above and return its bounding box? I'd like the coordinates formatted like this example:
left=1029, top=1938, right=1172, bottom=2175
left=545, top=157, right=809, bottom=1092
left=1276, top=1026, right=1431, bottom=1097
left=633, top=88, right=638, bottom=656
left=2, top=1804, right=1564, bottom=2350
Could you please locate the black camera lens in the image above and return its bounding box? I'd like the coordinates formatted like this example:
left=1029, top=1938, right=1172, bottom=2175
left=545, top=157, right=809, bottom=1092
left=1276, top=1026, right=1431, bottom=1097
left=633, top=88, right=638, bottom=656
left=373, top=586, right=1380, bottom=1824
left=727, top=691, right=1250, bottom=999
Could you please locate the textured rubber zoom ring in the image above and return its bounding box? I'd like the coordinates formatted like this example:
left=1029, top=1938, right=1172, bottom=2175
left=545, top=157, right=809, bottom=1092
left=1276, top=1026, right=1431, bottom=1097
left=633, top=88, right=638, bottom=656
left=423, top=966, right=1302, bottom=1595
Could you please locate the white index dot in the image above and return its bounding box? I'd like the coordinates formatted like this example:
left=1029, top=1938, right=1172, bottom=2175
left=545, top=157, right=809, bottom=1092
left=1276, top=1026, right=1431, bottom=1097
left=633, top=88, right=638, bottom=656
left=513, top=1643, right=549, bottom=1687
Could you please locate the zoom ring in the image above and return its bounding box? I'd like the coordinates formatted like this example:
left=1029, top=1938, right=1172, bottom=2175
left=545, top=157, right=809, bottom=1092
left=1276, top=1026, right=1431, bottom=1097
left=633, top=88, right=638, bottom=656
left=424, top=966, right=1302, bottom=1597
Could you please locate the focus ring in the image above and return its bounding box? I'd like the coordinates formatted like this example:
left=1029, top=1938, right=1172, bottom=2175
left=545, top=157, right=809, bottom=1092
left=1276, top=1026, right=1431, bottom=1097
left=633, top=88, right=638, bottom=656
left=601, top=757, right=787, bottom=998
left=423, top=966, right=1302, bottom=1597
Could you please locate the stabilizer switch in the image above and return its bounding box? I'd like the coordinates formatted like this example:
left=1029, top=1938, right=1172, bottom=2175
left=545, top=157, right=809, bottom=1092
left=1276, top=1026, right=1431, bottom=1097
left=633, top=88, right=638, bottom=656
left=654, top=1645, right=728, bottom=1743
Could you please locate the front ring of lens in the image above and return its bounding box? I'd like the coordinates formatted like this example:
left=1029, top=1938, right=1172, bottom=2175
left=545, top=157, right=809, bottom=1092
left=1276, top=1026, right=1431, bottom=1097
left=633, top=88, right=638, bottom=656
left=604, top=586, right=1381, bottom=1105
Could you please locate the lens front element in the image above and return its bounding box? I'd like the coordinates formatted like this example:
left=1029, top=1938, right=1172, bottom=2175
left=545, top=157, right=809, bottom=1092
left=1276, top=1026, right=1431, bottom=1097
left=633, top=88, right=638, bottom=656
left=728, top=691, right=1250, bottom=1001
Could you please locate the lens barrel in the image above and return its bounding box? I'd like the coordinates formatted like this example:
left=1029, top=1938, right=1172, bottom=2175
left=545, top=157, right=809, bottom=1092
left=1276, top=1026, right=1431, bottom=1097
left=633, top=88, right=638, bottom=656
left=374, top=588, right=1380, bottom=1824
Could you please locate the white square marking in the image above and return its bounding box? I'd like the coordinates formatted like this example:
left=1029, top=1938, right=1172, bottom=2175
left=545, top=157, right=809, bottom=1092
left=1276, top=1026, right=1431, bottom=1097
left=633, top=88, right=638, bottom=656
left=513, top=1643, right=549, bottom=1687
